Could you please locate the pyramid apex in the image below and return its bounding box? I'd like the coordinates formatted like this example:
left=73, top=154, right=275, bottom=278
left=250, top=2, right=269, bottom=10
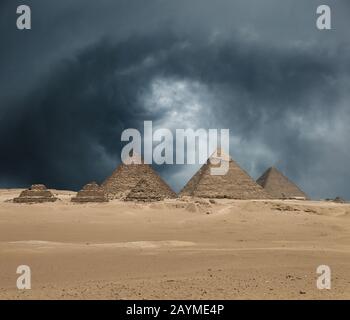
left=268, top=166, right=278, bottom=172
left=209, top=148, right=231, bottom=162
left=122, top=150, right=143, bottom=165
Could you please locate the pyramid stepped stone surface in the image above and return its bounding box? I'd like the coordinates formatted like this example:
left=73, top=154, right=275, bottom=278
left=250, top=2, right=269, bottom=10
left=125, top=176, right=177, bottom=202
left=102, top=163, right=155, bottom=199
left=180, top=149, right=271, bottom=199
left=13, top=184, right=58, bottom=203
left=256, top=167, right=308, bottom=199
left=71, top=182, right=108, bottom=203
left=102, top=154, right=176, bottom=200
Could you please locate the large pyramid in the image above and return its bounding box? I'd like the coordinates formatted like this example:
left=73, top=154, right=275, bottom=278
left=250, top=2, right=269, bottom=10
left=71, top=182, right=108, bottom=203
left=102, top=153, right=175, bottom=200
left=256, top=167, right=308, bottom=199
left=13, top=184, right=58, bottom=203
left=180, top=149, right=271, bottom=199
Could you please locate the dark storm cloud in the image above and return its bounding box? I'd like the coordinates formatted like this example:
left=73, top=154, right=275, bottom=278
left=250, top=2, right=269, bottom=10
left=0, top=34, right=180, bottom=189
left=0, top=0, right=349, bottom=198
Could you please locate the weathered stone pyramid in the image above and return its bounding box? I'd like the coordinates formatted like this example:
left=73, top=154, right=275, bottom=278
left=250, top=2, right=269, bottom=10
left=180, top=149, right=271, bottom=199
left=13, top=184, right=58, bottom=203
left=71, top=182, right=108, bottom=203
left=102, top=153, right=175, bottom=200
left=125, top=176, right=177, bottom=202
left=256, top=167, right=308, bottom=199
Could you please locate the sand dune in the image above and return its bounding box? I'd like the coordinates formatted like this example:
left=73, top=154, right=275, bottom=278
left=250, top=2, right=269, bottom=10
left=0, top=189, right=349, bottom=300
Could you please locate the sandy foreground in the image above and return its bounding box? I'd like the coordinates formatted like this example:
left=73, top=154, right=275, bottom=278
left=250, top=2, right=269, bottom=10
left=0, top=189, right=349, bottom=300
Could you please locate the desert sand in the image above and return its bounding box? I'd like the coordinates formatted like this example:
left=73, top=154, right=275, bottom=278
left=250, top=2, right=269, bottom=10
left=0, top=189, right=349, bottom=300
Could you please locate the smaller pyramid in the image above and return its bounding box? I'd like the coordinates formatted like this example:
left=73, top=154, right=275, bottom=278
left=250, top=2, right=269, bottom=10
left=333, top=196, right=346, bottom=204
left=256, top=167, right=308, bottom=199
left=125, top=177, right=176, bottom=202
left=71, top=182, right=108, bottom=203
left=13, top=184, right=58, bottom=203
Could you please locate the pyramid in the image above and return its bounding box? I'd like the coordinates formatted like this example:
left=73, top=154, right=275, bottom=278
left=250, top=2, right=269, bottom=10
left=256, top=167, right=308, bottom=199
left=102, top=153, right=176, bottom=200
left=180, top=149, right=271, bottom=199
left=125, top=176, right=177, bottom=202
left=71, top=182, right=108, bottom=203
left=13, top=184, right=58, bottom=203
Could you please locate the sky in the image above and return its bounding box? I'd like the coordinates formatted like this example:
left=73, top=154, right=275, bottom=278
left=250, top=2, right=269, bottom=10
left=0, top=0, right=349, bottom=199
